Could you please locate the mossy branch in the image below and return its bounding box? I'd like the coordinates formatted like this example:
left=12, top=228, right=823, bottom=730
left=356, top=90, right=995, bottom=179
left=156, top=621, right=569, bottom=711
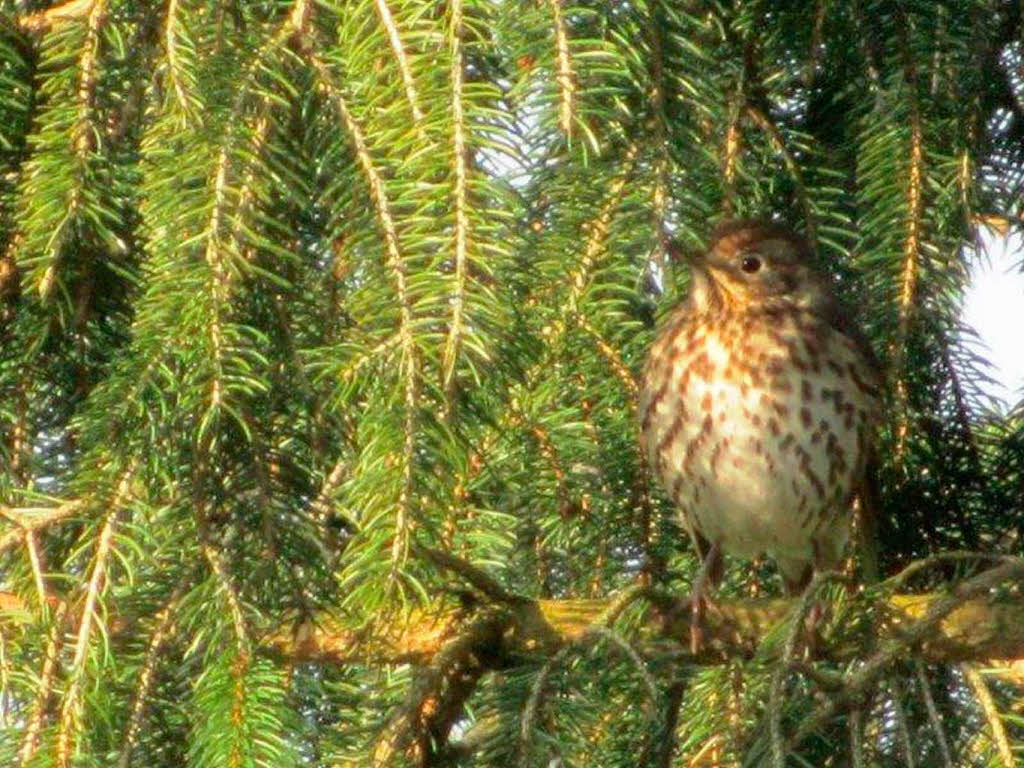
left=263, top=562, right=1024, bottom=668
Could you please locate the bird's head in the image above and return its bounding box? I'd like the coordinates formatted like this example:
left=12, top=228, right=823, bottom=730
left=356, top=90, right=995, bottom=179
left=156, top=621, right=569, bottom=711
left=676, top=220, right=833, bottom=314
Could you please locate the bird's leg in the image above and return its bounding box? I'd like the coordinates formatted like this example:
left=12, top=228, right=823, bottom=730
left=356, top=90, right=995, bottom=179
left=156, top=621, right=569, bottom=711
left=781, top=561, right=825, bottom=657
left=690, top=541, right=723, bottom=654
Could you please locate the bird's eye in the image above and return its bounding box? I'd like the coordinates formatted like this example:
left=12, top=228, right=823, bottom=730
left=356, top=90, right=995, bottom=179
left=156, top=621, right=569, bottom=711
left=740, top=255, right=762, bottom=273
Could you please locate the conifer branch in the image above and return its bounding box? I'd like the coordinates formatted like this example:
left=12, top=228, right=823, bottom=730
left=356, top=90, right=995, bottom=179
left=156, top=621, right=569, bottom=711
left=914, top=659, right=954, bottom=768
left=310, top=455, right=349, bottom=524
left=548, top=0, right=575, bottom=137
left=372, top=611, right=504, bottom=766
left=442, top=0, right=470, bottom=412
left=888, top=676, right=917, bottom=768
left=164, top=0, right=199, bottom=124
left=17, top=600, right=68, bottom=767
left=36, top=0, right=110, bottom=302
left=575, top=314, right=638, bottom=397
left=0, top=500, right=84, bottom=555
left=892, top=41, right=925, bottom=459
left=513, top=412, right=570, bottom=511
left=519, top=642, right=570, bottom=765
left=745, top=104, right=817, bottom=245
left=204, top=145, right=233, bottom=413
left=264, top=560, right=1024, bottom=667
left=650, top=679, right=687, bottom=768
left=788, top=559, right=1024, bottom=749
left=197, top=1, right=305, bottom=429
left=8, top=369, right=30, bottom=486
left=24, top=530, right=46, bottom=605
left=196, top=503, right=250, bottom=652
left=55, top=465, right=134, bottom=768
left=803, top=0, right=827, bottom=86
left=227, top=112, right=273, bottom=253
left=0, top=239, right=18, bottom=305
left=2, top=3, right=1022, bottom=763
left=116, top=588, right=184, bottom=768
left=228, top=651, right=251, bottom=768
left=417, top=544, right=522, bottom=604
left=307, top=48, right=420, bottom=568
left=566, top=142, right=639, bottom=315
left=520, top=142, right=638, bottom=391
left=336, top=334, right=404, bottom=385
left=73, top=0, right=107, bottom=158
left=962, top=663, right=1015, bottom=768
left=373, top=0, right=426, bottom=125
left=722, top=105, right=741, bottom=216
left=647, top=4, right=669, bottom=276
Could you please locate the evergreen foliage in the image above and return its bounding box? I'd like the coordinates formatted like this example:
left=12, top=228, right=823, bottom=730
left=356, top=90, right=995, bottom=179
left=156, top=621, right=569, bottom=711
left=1, top=0, right=1023, bottom=765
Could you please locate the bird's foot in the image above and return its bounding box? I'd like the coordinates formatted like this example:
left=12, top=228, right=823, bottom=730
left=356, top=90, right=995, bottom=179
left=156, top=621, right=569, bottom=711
left=689, top=593, right=722, bottom=654
left=800, top=599, right=831, bottom=658
left=688, top=542, right=723, bottom=654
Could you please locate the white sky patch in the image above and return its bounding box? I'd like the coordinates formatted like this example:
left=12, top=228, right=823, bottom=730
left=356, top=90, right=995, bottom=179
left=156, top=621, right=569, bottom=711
left=961, top=228, right=1024, bottom=410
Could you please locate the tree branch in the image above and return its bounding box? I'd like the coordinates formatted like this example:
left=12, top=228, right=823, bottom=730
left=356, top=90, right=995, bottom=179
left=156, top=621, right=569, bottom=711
left=263, top=565, right=1024, bottom=668
left=0, top=501, right=84, bottom=556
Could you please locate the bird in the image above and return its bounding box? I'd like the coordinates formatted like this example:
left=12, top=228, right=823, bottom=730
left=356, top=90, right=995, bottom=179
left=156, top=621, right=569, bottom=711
left=638, top=220, right=881, bottom=650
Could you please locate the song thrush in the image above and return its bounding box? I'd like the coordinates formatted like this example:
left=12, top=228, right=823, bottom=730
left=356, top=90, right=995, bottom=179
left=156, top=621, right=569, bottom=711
left=639, top=221, right=881, bottom=647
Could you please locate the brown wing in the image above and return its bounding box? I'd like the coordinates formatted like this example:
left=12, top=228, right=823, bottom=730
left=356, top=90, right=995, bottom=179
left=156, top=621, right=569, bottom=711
left=820, top=289, right=884, bottom=584
left=824, top=298, right=882, bottom=385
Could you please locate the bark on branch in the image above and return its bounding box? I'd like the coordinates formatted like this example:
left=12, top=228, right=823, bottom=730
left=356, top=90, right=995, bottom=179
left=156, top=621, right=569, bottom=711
left=264, top=569, right=1024, bottom=669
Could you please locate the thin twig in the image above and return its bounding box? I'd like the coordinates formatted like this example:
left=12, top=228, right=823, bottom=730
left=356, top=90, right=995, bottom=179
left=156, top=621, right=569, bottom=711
left=37, top=0, right=109, bottom=300
left=653, top=679, right=687, bottom=768
left=587, top=626, right=659, bottom=713
left=548, top=0, right=575, bottom=137
left=597, top=583, right=672, bottom=627
left=790, top=559, right=1024, bottom=748
left=849, top=705, right=865, bottom=768
left=744, top=104, right=817, bottom=247
left=520, top=645, right=572, bottom=767
left=566, top=143, right=640, bottom=315
left=882, top=551, right=1018, bottom=591
left=914, top=660, right=953, bottom=768
left=374, top=611, right=503, bottom=766
left=164, top=0, right=199, bottom=125
left=771, top=571, right=847, bottom=767
left=888, top=675, right=917, bottom=768
left=417, top=544, right=523, bottom=604
left=116, top=586, right=187, bottom=768
left=373, top=0, right=426, bottom=125
left=576, top=315, right=639, bottom=397
left=0, top=500, right=84, bottom=555
left=892, top=39, right=926, bottom=460
left=24, top=531, right=46, bottom=606
left=56, top=465, right=133, bottom=768
left=520, top=620, right=659, bottom=766
left=721, top=102, right=742, bottom=216
left=961, top=663, right=1015, bottom=768
left=17, top=601, right=68, bottom=767
left=442, top=0, right=470, bottom=413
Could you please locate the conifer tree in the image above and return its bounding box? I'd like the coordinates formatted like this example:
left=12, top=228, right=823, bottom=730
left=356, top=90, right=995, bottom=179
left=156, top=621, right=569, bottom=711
left=1, top=0, right=1023, bottom=765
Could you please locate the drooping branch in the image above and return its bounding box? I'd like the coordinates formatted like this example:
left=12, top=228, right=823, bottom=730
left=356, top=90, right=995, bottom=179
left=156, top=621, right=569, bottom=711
left=442, top=0, right=470, bottom=412
left=548, top=0, right=575, bottom=137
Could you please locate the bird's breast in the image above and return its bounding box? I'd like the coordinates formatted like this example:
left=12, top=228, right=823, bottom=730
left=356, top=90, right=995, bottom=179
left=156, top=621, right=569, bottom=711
left=639, top=311, right=879, bottom=561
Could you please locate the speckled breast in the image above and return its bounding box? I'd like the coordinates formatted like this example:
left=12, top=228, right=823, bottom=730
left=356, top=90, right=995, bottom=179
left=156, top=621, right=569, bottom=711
left=639, top=305, right=880, bottom=569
